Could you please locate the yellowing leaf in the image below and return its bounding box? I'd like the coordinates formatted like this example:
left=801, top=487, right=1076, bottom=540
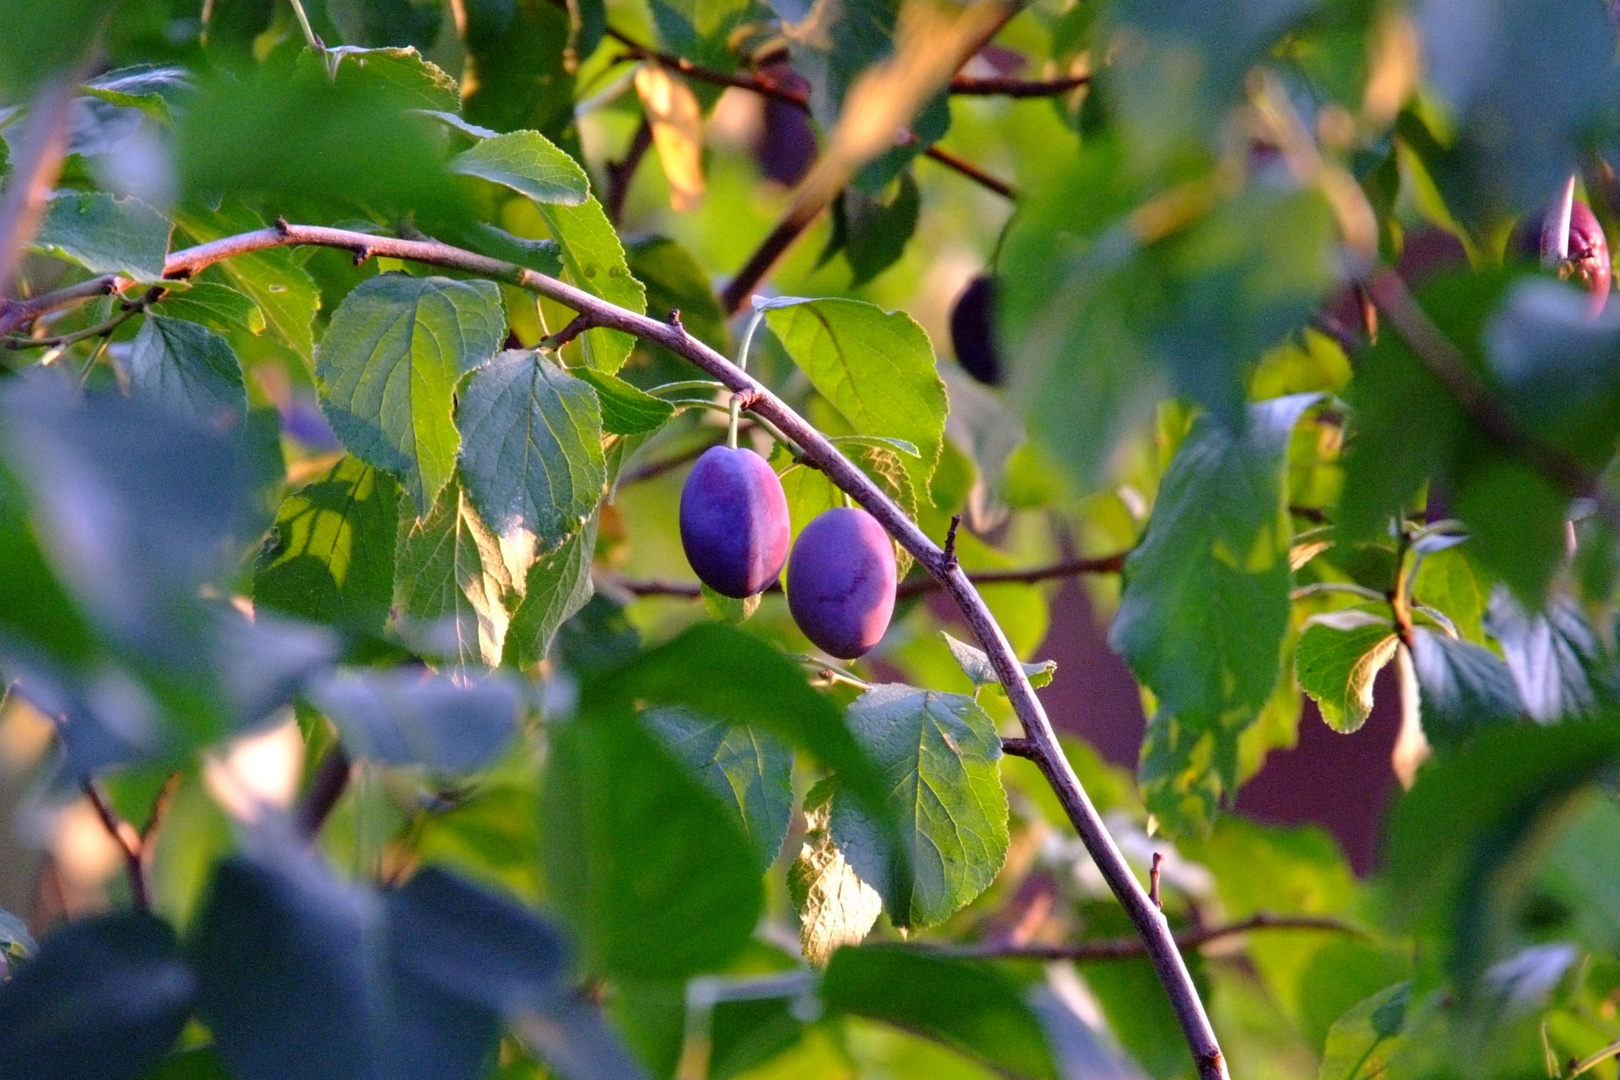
left=633, top=63, right=705, bottom=212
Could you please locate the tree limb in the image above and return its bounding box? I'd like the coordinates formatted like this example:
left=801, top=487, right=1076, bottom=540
left=163, top=222, right=1230, bottom=1080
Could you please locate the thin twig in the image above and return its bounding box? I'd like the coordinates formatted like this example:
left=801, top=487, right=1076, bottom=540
left=948, top=73, right=1090, bottom=97
left=0, top=275, right=122, bottom=338
left=296, top=743, right=352, bottom=841
left=617, top=435, right=724, bottom=486
left=544, top=313, right=596, bottom=349
left=83, top=781, right=148, bottom=912
left=944, top=913, right=1360, bottom=963
left=2, top=285, right=165, bottom=350
left=942, top=514, right=963, bottom=571
left=1001, top=736, right=1037, bottom=759
left=1149, top=852, right=1163, bottom=909
left=155, top=222, right=1229, bottom=1078
left=0, top=74, right=80, bottom=297
left=921, top=145, right=1017, bottom=200
left=605, top=119, right=653, bottom=225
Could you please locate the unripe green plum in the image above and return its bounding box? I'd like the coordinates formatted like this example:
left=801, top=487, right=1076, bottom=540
left=679, top=446, right=791, bottom=598
left=786, top=507, right=896, bottom=659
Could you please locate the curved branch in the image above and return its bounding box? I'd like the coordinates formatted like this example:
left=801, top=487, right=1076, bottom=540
left=159, top=222, right=1229, bottom=1079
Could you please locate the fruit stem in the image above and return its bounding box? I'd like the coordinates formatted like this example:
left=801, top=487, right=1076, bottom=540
left=729, top=307, right=768, bottom=450
left=1543, top=174, right=1578, bottom=268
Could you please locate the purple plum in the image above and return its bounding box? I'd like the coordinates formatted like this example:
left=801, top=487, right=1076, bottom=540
left=949, top=274, right=1003, bottom=386
left=1510, top=197, right=1612, bottom=314
left=680, top=445, right=791, bottom=598
left=786, top=507, right=897, bottom=660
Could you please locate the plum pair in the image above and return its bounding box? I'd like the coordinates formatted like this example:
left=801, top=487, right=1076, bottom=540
left=679, top=446, right=896, bottom=659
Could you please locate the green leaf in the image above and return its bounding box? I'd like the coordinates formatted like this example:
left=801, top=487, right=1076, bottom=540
left=394, top=475, right=519, bottom=668
left=828, top=683, right=1008, bottom=929
left=83, top=66, right=191, bottom=124
left=1295, top=614, right=1400, bottom=734
left=575, top=367, right=675, bottom=436
left=448, top=129, right=589, bottom=206
left=820, top=946, right=1060, bottom=1080
left=504, top=514, right=597, bottom=669
left=0, top=907, right=34, bottom=968
left=318, top=274, right=506, bottom=514
left=1105, top=0, right=1315, bottom=167
left=1415, top=0, right=1617, bottom=220
left=328, top=3, right=443, bottom=51
left=324, top=46, right=461, bottom=113
left=254, top=456, right=400, bottom=637
left=939, top=630, right=1056, bottom=692
left=154, top=282, right=266, bottom=336
left=308, top=669, right=520, bottom=772
left=537, top=198, right=646, bottom=373
left=456, top=350, right=606, bottom=550
left=0, top=913, right=193, bottom=1080
left=763, top=297, right=948, bottom=491
left=701, top=583, right=761, bottom=625
left=1384, top=720, right=1620, bottom=993
left=460, top=0, right=575, bottom=142
left=824, top=171, right=921, bottom=287
left=192, top=845, right=502, bottom=1080
left=539, top=704, right=762, bottom=979
left=1004, top=149, right=1338, bottom=490
left=0, top=374, right=263, bottom=660
left=1412, top=545, right=1488, bottom=643
left=789, top=778, right=883, bottom=968
left=126, top=315, right=246, bottom=426
left=1485, top=591, right=1617, bottom=723
left=1409, top=627, right=1523, bottom=749
left=644, top=707, right=795, bottom=870
left=580, top=624, right=904, bottom=865
left=650, top=0, right=757, bottom=72
left=1111, top=393, right=1321, bottom=831
left=1316, top=982, right=1442, bottom=1080
left=33, top=191, right=171, bottom=281
left=172, top=205, right=321, bottom=359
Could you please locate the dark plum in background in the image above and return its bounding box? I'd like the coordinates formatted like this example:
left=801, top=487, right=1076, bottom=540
left=1509, top=197, right=1612, bottom=313
left=949, top=274, right=1003, bottom=386
left=679, top=446, right=791, bottom=598
left=786, top=507, right=897, bottom=659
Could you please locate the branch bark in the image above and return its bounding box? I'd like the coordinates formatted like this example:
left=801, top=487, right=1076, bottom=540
left=151, top=222, right=1230, bottom=1074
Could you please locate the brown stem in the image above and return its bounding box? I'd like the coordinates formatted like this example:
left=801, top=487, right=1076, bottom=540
left=921, top=145, right=1018, bottom=200
left=1000, top=736, right=1037, bottom=759
left=544, top=313, right=596, bottom=349
left=946, top=913, right=1360, bottom=962
left=157, top=222, right=1229, bottom=1078
left=296, top=743, right=353, bottom=841
left=83, top=781, right=149, bottom=912
left=604, top=119, right=653, bottom=226
left=720, top=200, right=827, bottom=315
left=0, top=275, right=123, bottom=338
left=948, top=73, right=1090, bottom=97
left=0, top=74, right=79, bottom=298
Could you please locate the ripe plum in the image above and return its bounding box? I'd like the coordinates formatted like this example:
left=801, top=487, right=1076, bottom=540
left=679, top=446, right=791, bottom=598
left=786, top=507, right=896, bottom=659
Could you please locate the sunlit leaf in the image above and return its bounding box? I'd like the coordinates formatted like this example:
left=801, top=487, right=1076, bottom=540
left=318, top=274, right=506, bottom=514
left=828, top=683, right=1007, bottom=929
